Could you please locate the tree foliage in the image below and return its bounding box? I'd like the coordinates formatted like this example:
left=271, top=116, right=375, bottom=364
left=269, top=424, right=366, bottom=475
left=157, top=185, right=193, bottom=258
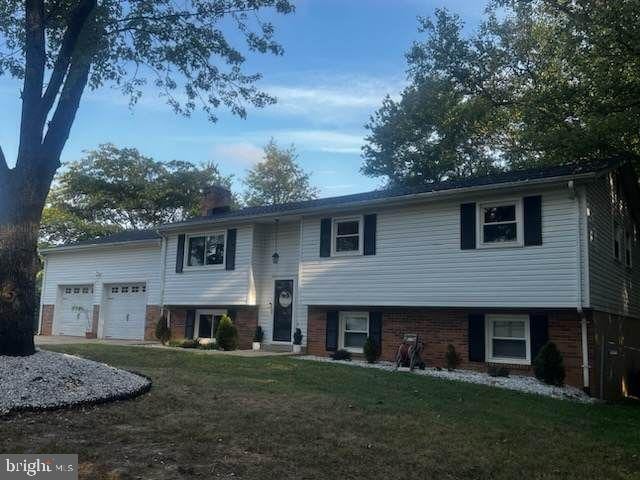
left=243, top=140, right=319, bottom=206
left=363, top=0, right=640, bottom=187
left=40, top=144, right=233, bottom=244
left=0, top=0, right=293, bottom=355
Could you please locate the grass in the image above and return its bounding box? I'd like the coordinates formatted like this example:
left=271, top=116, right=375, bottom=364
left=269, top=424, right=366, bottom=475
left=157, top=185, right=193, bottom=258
left=2, top=345, right=640, bottom=479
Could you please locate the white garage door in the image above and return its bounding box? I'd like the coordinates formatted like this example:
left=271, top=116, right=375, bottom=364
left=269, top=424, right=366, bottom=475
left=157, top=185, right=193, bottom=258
left=103, top=284, right=147, bottom=340
left=57, top=285, right=94, bottom=336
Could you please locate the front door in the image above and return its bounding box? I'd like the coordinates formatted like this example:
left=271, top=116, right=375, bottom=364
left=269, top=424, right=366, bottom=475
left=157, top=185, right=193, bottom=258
left=273, top=279, right=294, bottom=342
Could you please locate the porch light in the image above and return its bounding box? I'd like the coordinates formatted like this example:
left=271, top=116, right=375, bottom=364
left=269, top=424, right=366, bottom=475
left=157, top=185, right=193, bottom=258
left=272, top=252, right=280, bottom=264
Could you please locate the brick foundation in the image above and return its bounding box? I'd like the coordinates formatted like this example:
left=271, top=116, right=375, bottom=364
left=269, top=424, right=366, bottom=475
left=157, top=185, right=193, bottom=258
left=40, top=305, right=55, bottom=335
left=307, top=307, right=591, bottom=390
left=145, top=305, right=162, bottom=341
left=85, top=305, right=100, bottom=338
left=168, top=306, right=258, bottom=349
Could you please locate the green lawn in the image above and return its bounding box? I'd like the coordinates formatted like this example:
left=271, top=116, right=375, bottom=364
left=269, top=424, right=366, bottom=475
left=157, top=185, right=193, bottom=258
left=3, top=345, right=640, bottom=479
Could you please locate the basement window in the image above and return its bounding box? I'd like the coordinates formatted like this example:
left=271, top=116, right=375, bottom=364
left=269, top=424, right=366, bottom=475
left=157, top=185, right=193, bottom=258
left=485, top=314, right=531, bottom=365
left=339, top=311, right=369, bottom=352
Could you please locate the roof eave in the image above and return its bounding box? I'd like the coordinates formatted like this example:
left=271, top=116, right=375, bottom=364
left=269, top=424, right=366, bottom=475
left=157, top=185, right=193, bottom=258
left=39, top=237, right=161, bottom=255
left=159, top=170, right=601, bottom=232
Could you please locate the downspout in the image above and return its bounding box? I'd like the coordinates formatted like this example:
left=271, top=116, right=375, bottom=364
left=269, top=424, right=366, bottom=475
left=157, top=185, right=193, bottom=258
left=573, top=181, right=591, bottom=393
left=158, top=233, right=168, bottom=327
left=37, top=257, right=48, bottom=335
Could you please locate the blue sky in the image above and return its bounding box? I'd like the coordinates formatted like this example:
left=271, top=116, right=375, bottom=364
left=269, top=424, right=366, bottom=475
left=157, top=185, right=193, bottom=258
left=0, top=0, right=486, bottom=197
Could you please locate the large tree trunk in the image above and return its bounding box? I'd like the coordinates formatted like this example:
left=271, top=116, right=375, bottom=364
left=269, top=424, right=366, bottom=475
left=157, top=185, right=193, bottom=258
left=0, top=168, right=50, bottom=356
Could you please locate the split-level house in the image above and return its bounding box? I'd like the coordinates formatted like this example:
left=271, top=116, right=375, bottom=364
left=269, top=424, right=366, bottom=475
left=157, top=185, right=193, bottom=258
left=39, top=159, right=640, bottom=400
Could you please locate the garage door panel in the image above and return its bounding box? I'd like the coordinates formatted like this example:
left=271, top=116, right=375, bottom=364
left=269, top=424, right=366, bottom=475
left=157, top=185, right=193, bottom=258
left=103, top=283, right=147, bottom=340
left=56, top=285, right=93, bottom=336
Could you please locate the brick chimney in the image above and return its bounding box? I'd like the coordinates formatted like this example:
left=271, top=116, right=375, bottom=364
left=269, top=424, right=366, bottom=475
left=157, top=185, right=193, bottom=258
left=200, top=185, right=232, bottom=216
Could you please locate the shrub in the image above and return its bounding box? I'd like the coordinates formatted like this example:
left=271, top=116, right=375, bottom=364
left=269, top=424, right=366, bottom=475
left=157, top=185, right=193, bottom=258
left=487, top=365, right=510, bottom=377
left=181, top=339, right=200, bottom=349
left=293, top=328, right=303, bottom=345
left=331, top=349, right=352, bottom=361
left=253, top=326, right=264, bottom=343
left=363, top=337, right=380, bottom=363
left=198, top=341, right=216, bottom=350
left=444, top=344, right=461, bottom=371
left=155, top=315, right=171, bottom=345
left=167, top=339, right=200, bottom=348
left=215, top=314, right=239, bottom=351
left=534, top=342, right=565, bottom=386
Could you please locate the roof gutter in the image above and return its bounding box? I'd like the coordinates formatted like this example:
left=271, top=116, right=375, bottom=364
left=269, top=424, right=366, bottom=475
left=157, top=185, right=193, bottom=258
left=159, top=171, right=601, bottom=232
left=39, top=237, right=161, bottom=255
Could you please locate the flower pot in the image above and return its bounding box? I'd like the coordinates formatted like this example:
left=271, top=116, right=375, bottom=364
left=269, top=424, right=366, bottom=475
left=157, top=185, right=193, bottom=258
left=292, top=344, right=302, bottom=354
left=252, top=342, right=261, bottom=351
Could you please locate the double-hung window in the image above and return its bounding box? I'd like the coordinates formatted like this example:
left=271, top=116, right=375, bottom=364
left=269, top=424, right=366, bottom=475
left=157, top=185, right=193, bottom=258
left=333, top=217, right=362, bottom=255
left=613, top=222, right=623, bottom=262
left=478, top=201, right=522, bottom=247
left=339, top=311, right=369, bottom=352
left=486, top=314, right=530, bottom=364
left=625, top=229, right=633, bottom=268
left=186, top=232, right=225, bottom=267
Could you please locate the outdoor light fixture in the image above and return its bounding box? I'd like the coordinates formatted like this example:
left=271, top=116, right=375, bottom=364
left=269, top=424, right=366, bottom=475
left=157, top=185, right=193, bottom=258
left=272, top=219, right=280, bottom=264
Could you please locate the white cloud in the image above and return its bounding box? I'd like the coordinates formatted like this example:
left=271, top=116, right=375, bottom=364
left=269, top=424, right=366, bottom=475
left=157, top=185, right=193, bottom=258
left=211, top=142, right=264, bottom=168
left=171, top=128, right=365, bottom=158
left=258, top=73, right=406, bottom=125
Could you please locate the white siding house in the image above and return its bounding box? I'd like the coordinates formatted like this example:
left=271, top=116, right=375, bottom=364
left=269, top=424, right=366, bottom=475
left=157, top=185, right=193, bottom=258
left=299, top=185, right=584, bottom=308
left=162, top=225, right=255, bottom=306
left=37, top=159, right=640, bottom=398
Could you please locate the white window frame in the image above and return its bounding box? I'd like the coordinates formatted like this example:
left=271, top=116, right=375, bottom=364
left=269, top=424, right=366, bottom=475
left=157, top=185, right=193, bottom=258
left=332, top=216, right=363, bottom=256
left=184, top=231, right=226, bottom=270
left=485, top=314, right=531, bottom=365
left=338, top=311, right=369, bottom=353
left=477, top=199, right=523, bottom=248
left=194, top=309, right=227, bottom=339
left=625, top=228, right=633, bottom=268
left=613, top=222, right=623, bottom=262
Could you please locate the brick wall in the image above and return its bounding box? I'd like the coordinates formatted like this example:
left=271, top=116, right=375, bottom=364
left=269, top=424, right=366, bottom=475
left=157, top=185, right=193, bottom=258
left=145, top=305, right=162, bottom=341
left=85, top=305, right=100, bottom=339
left=167, top=307, right=258, bottom=349
left=307, top=307, right=589, bottom=389
left=40, top=305, right=54, bottom=335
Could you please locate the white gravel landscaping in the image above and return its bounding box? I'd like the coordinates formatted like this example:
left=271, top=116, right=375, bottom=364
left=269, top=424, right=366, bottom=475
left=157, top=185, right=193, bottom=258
left=0, top=350, right=151, bottom=415
left=296, top=355, right=594, bottom=403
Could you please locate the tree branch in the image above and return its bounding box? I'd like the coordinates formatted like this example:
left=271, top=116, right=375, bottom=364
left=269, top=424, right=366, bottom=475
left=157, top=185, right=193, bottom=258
left=17, top=0, right=46, bottom=165
left=41, top=0, right=97, bottom=117
left=42, top=59, right=91, bottom=171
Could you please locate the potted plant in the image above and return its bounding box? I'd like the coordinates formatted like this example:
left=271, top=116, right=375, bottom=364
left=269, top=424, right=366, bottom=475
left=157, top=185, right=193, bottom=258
left=292, top=328, right=303, bottom=353
left=252, top=326, right=264, bottom=351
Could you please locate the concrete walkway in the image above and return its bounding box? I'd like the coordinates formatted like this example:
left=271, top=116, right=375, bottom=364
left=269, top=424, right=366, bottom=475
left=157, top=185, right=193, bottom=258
left=35, top=335, right=294, bottom=357
left=35, top=335, right=159, bottom=347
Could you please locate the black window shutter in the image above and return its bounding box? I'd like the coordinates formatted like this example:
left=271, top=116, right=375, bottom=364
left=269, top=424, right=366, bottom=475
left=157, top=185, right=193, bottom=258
left=176, top=234, right=186, bottom=273
left=524, top=195, right=543, bottom=246
left=185, top=309, right=195, bottom=339
left=530, top=314, right=549, bottom=361
left=369, top=311, right=382, bottom=352
left=320, top=218, right=332, bottom=257
left=326, top=310, right=339, bottom=351
left=468, top=314, right=485, bottom=362
left=225, top=229, right=237, bottom=270
left=460, top=203, right=477, bottom=250
left=363, top=214, right=377, bottom=256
